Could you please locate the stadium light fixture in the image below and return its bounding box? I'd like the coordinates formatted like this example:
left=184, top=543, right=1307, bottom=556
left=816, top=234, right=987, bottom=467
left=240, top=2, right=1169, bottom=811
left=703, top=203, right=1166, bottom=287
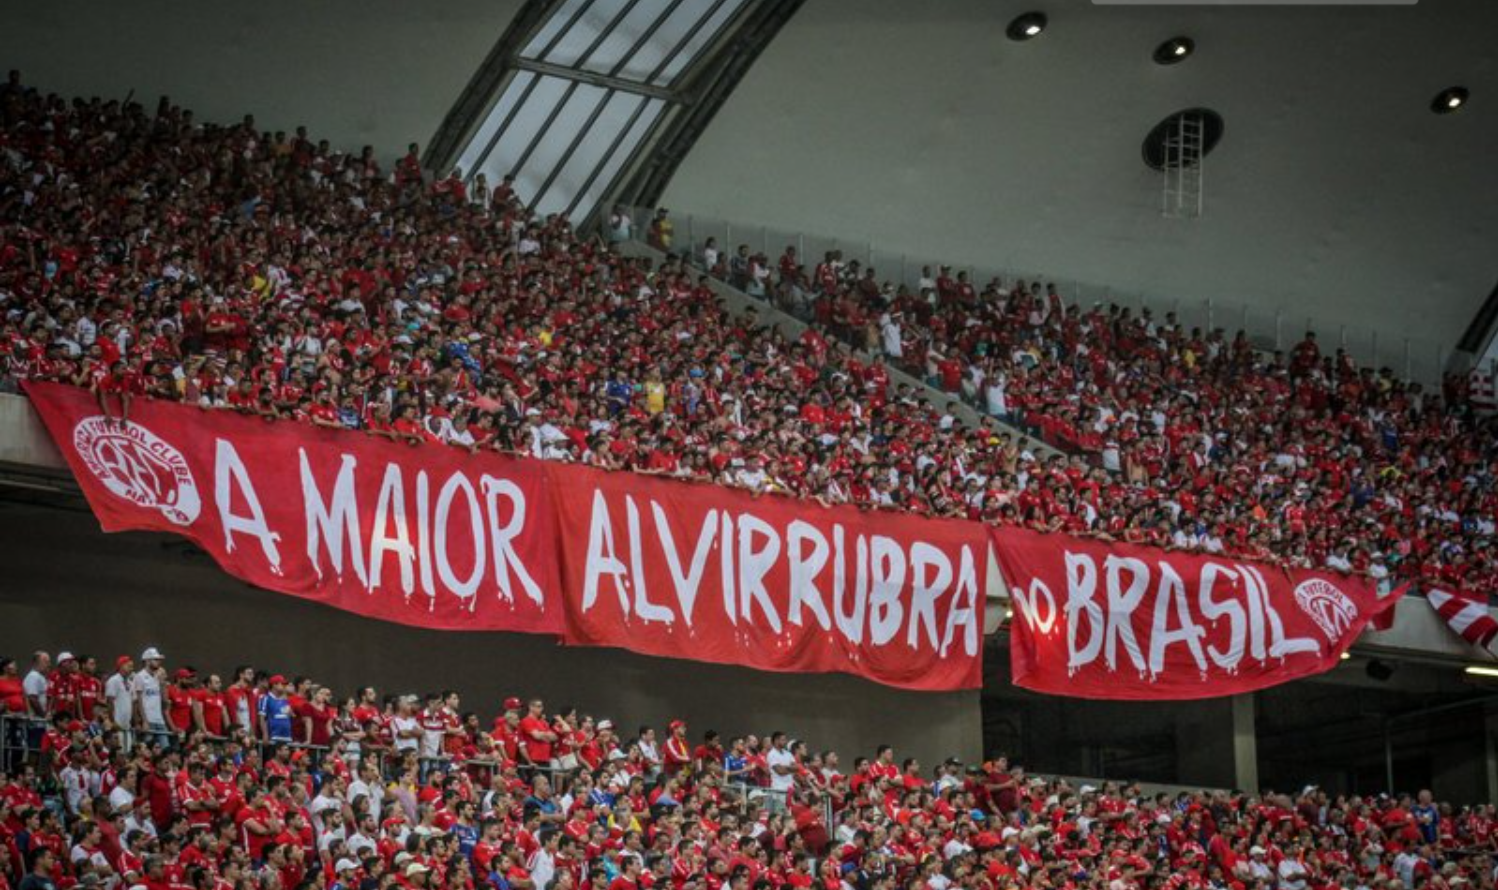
left=1465, top=665, right=1498, bottom=678
left=1431, top=86, right=1468, bottom=114
left=1154, top=37, right=1194, bottom=65
left=1007, top=12, right=1047, bottom=42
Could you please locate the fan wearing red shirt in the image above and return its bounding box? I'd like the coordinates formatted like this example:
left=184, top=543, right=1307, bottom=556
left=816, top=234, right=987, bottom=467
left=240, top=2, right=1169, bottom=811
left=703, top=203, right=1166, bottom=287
left=73, top=657, right=104, bottom=724
left=224, top=667, right=262, bottom=738
left=95, top=360, right=145, bottom=423
left=662, top=721, right=692, bottom=777
left=237, top=786, right=283, bottom=865
left=298, top=687, right=337, bottom=748
left=693, top=731, right=725, bottom=774
left=194, top=674, right=229, bottom=737
left=142, top=759, right=177, bottom=831
left=519, top=700, right=557, bottom=767
left=491, top=698, right=524, bottom=765
left=166, top=670, right=198, bottom=734
left=868, top=746, right=899, bottom=784
left=0, top=657, right=25, bottom=715
left=177, top=761, right=219, bottom=828
left=46, top=654, right=81, bottom=718
left=609, top=857, right=644, bottom=890
left=210, top=761, right=245, bottom=821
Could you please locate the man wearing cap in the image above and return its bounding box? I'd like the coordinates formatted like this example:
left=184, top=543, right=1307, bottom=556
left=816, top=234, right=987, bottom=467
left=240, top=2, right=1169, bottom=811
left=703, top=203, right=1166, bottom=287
left=491, top=697, right=523, bottom=762
left=662, top=721, right=691, bottom=778
left=578, top=720, right=611, bottom=770
left=331, top=858, right=360, bottom=890
left=405, top=862, right=432, bottom=889
left=1243, top=846, right=1273, bottom=882
left=166, top=669, right=198, bottom=736
left=132, top=648, right=168, bottom=747
left=47, top=653, right=80, bottom=719
left=258, top=675, right=294, bottom=745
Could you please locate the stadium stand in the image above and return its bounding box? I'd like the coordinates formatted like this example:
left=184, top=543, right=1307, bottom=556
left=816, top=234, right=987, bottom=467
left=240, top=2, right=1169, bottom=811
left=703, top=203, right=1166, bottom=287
left=0, top=644, right=1494, bottom=890
left=4, top=72, right=1493, bottom=610
left=675, top=226, right=1498, bottom=599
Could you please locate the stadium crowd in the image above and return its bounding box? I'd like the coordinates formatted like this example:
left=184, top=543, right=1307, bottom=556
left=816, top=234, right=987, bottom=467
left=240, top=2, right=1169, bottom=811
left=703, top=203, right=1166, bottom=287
left=696, top=240, right=1498, bottom=600
left=2, top=645, right=1496, bottom=890
left=2, top=69, right=1497, bottom=602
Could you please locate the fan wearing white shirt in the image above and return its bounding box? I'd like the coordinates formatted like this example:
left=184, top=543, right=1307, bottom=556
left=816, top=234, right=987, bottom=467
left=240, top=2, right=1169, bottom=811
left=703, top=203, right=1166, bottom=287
left=765, top=731, right=797, bottom=814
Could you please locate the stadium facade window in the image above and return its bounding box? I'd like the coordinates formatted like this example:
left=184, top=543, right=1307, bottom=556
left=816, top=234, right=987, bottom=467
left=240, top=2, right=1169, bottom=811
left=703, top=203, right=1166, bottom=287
left=453, top=0, right=751, bottom=223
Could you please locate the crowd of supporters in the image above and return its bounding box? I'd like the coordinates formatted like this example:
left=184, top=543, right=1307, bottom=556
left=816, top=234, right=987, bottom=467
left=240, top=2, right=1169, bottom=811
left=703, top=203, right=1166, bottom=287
left=2, top=69, right=1497, bottom=603
left=2, top=645, right=1496, bottom=890
left=689, top=237, right=1498, bottom=600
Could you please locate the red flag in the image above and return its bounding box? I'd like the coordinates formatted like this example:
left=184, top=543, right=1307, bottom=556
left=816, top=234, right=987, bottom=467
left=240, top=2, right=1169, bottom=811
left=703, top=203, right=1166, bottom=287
left=1425, top=587, right=1498, bottom=653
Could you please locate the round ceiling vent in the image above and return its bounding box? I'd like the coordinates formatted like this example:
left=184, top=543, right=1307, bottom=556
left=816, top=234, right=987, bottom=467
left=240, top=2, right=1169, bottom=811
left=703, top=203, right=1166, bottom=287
left=1142, top=108, right=1225, bottom=171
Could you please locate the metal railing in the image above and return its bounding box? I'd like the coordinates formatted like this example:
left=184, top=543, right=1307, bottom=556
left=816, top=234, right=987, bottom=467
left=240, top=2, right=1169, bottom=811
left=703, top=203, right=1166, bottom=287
left=0, top=714, right=826, bottom=821
left=630, top=206, right=1456, bottom=388
left=4, top=712, right=842, bottom=840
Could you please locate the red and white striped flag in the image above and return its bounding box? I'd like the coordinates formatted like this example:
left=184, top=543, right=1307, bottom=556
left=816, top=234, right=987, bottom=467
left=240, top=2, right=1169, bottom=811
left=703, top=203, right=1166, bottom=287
left=1425, top=588, right=1498, bottom=653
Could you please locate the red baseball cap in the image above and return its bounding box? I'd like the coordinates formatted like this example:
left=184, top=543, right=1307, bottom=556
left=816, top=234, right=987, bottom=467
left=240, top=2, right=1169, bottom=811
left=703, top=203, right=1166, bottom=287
left=669, top=719, right=686, bottom=730
left=268, top=674, right=287, bottom=685
left=503, top=696, right=522, bottom=711
left=116, top=655, right=132, bottom=669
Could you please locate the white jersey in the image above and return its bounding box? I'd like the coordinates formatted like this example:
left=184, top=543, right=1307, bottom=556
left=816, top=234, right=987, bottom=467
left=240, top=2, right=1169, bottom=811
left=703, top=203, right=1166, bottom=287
left=131, top=670, right=164, bottom=724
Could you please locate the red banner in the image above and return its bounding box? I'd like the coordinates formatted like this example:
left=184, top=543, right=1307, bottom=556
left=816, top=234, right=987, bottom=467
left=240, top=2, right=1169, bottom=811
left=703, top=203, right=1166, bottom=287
left=550, top=464, right=993, bottom=690
left=992, top=527, right=1397, bottom=699
left=25, top=382, right=562, bottom=633
left=24, top=383, right=989, bottom=690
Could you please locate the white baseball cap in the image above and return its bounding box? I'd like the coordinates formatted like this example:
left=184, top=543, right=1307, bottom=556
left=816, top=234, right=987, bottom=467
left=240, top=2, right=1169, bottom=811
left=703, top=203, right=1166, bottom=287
left=141, top=647, right=164, bottom=661
left=334, top=859, right=359, bottom=874
left=57, top=651, right=76, bottom=663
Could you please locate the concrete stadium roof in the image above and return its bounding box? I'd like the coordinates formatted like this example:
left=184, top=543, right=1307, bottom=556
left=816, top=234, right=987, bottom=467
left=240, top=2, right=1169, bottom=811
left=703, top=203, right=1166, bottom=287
left=0, top=0, right=524, bottom=160
left=663, top=0, right=1498, bottom=358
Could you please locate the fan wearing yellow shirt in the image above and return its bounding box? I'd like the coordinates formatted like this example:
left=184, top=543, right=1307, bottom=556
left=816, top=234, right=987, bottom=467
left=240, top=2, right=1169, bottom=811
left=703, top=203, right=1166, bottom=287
left=644, top=370, right=666, bottom=415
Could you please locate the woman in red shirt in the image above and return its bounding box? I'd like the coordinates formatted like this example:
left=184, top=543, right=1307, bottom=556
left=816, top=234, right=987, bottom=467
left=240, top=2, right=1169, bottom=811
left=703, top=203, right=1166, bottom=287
left=300, top=686, right=337, bottom=748
left=0, top=657, right=26, bottom=714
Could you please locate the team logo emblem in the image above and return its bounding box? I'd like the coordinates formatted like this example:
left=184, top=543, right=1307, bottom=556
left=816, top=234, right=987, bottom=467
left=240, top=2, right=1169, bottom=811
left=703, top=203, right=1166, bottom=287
left=1293, top=577, right=1357, bottom=641
left=72, top=417, right=201, bottom=526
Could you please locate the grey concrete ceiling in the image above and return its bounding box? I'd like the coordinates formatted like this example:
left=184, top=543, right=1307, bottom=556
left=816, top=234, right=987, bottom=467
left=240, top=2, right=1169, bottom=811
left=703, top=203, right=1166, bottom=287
left=0, top=0, right=524, bottom=158
left=662, top=0, right=1498, bottom=355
